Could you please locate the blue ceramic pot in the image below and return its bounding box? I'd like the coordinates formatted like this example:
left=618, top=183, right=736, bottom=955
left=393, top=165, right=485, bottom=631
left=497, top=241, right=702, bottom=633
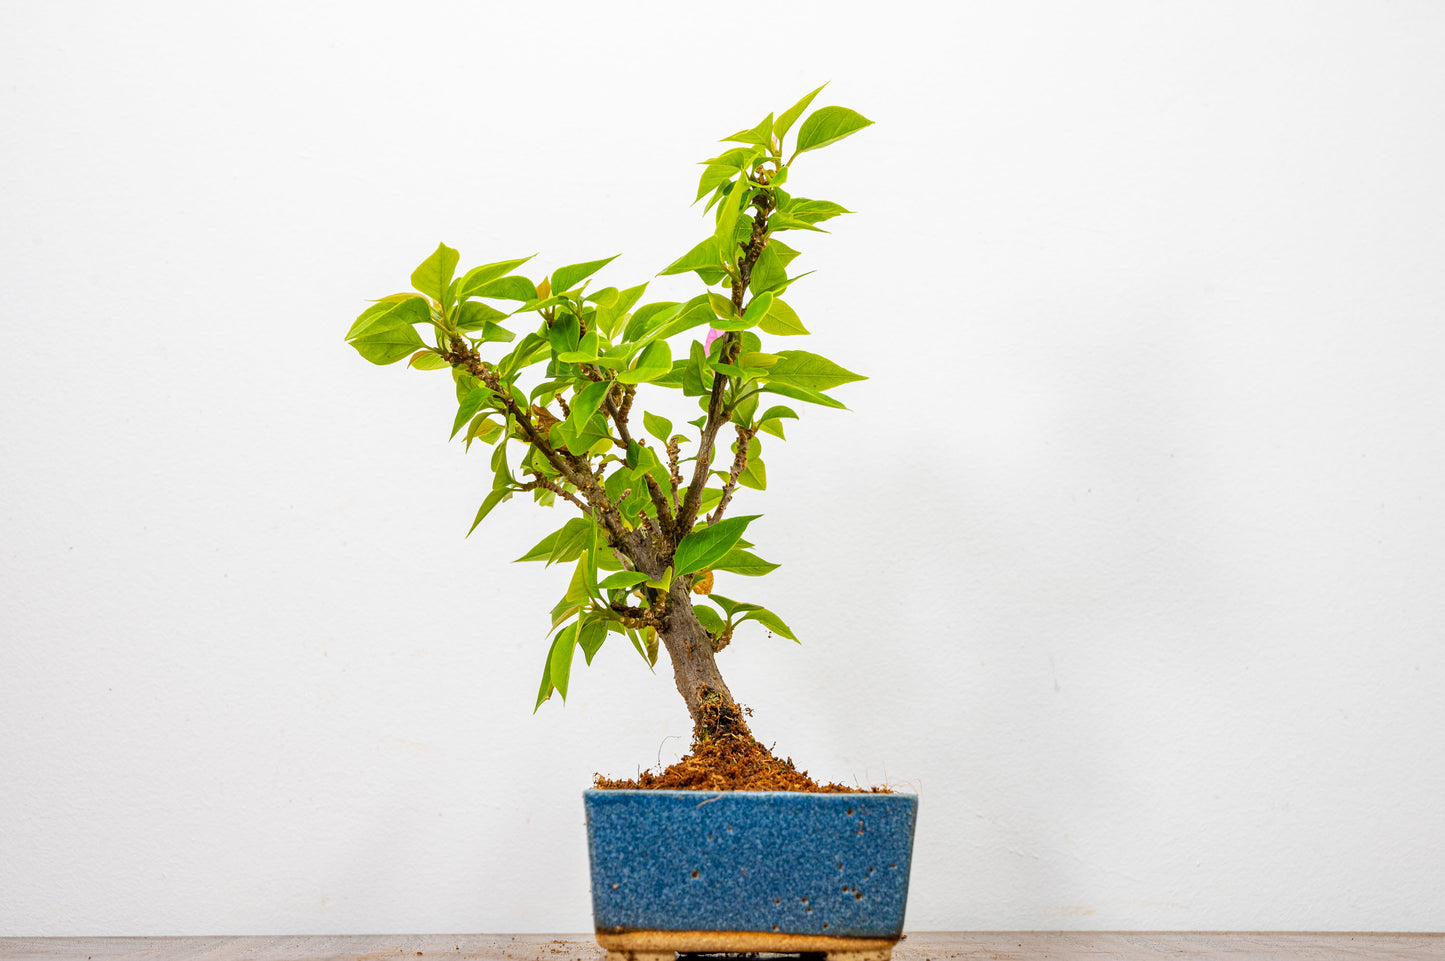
left=584, top=789, right=918, bottom=959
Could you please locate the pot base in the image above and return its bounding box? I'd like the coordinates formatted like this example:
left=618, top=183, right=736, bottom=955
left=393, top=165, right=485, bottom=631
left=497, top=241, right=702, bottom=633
left=597, top=930, right=896, bottom=961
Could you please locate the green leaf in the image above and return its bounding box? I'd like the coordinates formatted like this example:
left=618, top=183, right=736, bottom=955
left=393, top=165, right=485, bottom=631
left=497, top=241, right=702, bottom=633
left=548, top=313, right=581, bottom=357
left=644, top=296, right=715, bottom=345
left=515, top=517, right=592, bottom=565
left=760, top=382, right=846, bottom=409
left=693, top=603, right=726, bottom=634
left=640, top=626, right=659, bottom=667
left=623, top=301, right=681, bottom=342
left=456, top=300, right=509, bottom=331
left=579, top=616, right=608, bottom=665
left=411, top=243, right=460, bottom=304
left=707, top=593, right=763, bottom=619
left=465, top=415, right=502, bottom=451
left=456, top=256, right=536, bottom=301
left=722, top=112, right=774, bottom=146
left=551, top=519, right=595, bottom=567
left=702, top=145, right=758, bottom=170
left=756, top=298, right=809, bottom=336
left=466, top=487, right=510, bottom=536
left=711, top=548, right=780, bottom=577
left=682, top=339, right=713, bottom=397
left=472, top=275, right=538, bottom=302
left=613, top=283, right=649, bottom=312
left=643, top=410, right=673, bottom=444
left=795, top=106, right=874, bottom=156
left=617, top=339, right=672, bottom=384
left=757, top=404, right=798, bottom=425
left=695, top=162, right=735, bottom=203
left=534, top=648, right=555, bottom=711
left=552, top=255, right=619, bottom=293
left=346, top=296, right=430, bottom=340
left=546, top=621, right=579, bottom=702
left=595, top=282, right=648, bottom=340
left=659, top=237, right=727, bottom=278
left=491, top=433, right=513, bottom=486
left=478, top=322, right=515, bottom=344
left=499, top=332, right=551, bottom=377
left=592, top=342, right=638, bottom=371
left=652, top=360, right=687, bottom=389
left=708, top=291, right=738, bottom=321
left=645, top=566, right=674, bottom=592
left=409, top=349, right=450, bottom=371
left=346, top=302, right=427, bottom=366
left=768, top=270, right=814, bottom=298
left=739, top=351, right=776, bottom=372
left=741, top=606, right=799, bottom=642
left=767, top=213, right=828, bottom=233
left=632, top=444, right=672, bottom=496
left=598, top=570, right=650, bottom=591
left=563, top=380, right=613, bottom=441
left=560, top=551, right=594, bottom=611
left=713, top=182, right=747, bottom=264
left=673, top=514, right=761, bottom=577
left=782, top=198, right=852, bottom=225
left=764, top=350, right=866, bottom=391
left=738, top=455, right=766, bottom=491
left=558, top=330, right=600, bottom=364
left=517, top=294, right=570, bottom=314
left=451, top=386, right=493, bottom=439
left=770, top=239, right=802, bottom=269
left=748, top=244, right=787, bottom=296
left=775, top=83, right=827, bottom=142
left=528, top=377, right=575, bottom=403
left=586, top=286, right=620, bottom=308
left=742, top=291, right=774, bottom=326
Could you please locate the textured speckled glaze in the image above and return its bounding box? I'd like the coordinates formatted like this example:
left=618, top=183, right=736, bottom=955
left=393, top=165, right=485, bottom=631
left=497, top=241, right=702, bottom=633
left=584, top=790, right=917, bottom=939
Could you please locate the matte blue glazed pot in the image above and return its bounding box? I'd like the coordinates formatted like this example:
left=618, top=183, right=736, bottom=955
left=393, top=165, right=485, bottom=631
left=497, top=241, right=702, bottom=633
left=584, top=789, right=918, bottom=960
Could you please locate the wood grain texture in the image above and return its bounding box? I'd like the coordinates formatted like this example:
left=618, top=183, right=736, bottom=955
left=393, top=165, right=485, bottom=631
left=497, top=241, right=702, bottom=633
left=1, top=933, right=1441, bottom=961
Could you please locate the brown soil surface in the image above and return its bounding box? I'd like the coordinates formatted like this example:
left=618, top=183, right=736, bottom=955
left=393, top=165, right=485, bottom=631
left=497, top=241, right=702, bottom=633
left=593, top=725, right=891, bottom=794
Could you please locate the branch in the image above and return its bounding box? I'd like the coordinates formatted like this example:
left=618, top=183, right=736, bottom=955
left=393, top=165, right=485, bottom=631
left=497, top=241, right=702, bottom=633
left=675, top=186, right=775, bottom=535
left=607, top=601, right=666, bottom=632
left=601, top=383, right=634, bottom=449
left=615, top=384, right=636, bottom=441
left=517, top=477, right=587, bottom=513
left=576, top=364, right=634, bottom=452
left=666, top=437, right=684, bottom=508
left=446, top=337, right=636, bottom=551
left=707, top=424, right=756, bottom=525
left=642, top=469, right=677, bottom=538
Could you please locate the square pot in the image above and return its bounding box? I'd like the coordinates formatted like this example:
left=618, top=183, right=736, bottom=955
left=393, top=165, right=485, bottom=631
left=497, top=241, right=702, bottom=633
left=584, top=789, right=918, bottom=961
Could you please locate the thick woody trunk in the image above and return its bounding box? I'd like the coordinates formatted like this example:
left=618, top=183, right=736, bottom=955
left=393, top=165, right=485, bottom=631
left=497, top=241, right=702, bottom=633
left=656, top=580, right=748, bottom=741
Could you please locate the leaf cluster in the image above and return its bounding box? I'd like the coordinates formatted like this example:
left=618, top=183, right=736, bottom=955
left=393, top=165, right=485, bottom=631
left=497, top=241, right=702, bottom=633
left=345, top=85, right=871, bottom=710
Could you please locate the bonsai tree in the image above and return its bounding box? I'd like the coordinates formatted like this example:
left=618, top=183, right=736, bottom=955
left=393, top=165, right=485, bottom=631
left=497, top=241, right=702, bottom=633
left=346, top=85, right=871, bottom=765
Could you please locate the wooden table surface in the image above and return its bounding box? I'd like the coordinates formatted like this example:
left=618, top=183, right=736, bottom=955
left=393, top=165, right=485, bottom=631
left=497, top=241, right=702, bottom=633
left=1, top=933, right=1440, bottom=961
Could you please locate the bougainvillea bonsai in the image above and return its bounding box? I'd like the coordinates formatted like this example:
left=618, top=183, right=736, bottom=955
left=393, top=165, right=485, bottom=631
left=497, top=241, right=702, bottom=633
left=346, top=86, right=873, bottom=789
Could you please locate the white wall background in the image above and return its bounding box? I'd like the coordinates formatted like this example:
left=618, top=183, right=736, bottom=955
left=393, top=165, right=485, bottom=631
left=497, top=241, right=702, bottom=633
left=3, top=0, right=1443, bottom=936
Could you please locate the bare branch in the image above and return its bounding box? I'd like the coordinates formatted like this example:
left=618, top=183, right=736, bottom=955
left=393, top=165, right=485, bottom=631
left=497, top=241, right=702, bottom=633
left=642, top=470, right=677, bottom=538
left=517, top=477, right=587, bottom=513
left=708, top=424, right=756, bottom=525
left=666, top=437, right=684, bottom=508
